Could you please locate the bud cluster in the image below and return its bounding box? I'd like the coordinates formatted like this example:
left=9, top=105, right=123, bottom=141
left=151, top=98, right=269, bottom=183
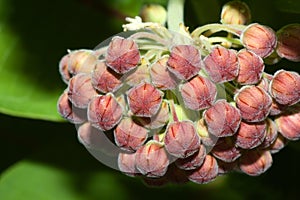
left=57, top=1, right=300, bottom=186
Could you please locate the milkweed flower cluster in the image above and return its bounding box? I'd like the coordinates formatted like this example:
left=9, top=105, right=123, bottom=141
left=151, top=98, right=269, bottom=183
left=57, top=1, right=300, bottom=186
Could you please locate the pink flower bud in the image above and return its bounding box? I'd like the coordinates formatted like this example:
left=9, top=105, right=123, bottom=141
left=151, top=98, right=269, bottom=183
left=134, top=100, right=169, bottom=129
left=276, top=23, right=300, bottom=62
left=127, top=82, right=163, bottom=117
left=57, top=90, right=86, bottom=124
left=167, top=45, right=202, bottom=80
left=105, top=36, right=140, bottom=74
left=68, top=73, right=98, bottom=108
left=220, top=1, right=251, bottom=25
left=204, top=99, right=241, bottom=137
left=123, top=62, right=150, bottom=86
left=236, top=49, right=265, bottom=85
left=268, top=134, right=288, bottom=154
left=259, top=118, right=278, bottom=149
left=91, top=61, right=123, bottom=93
left=239, top=150, right=273, bottom=176
left=58, top=54, right=71, bottom=84
left=165, top=121, right=201, bottom=158
left=175, top=144, right=206, bottom=170
left=67, top=50, right=97, bottom=75
left=180, top=75, right=217, bottom=111
left=203, top=45, right=238, bottom=83
left=150, top=57, right=180, bottom=90
left=241, top=23, right=277, bottom=58
left=270, top=70, right=300, bottom=106
left=211, top=137, right=242, bottom=162
left=275, top=106, right=300, bottom=141
left=135, top=141, right=169, bottom=178
left=88, top=94, right=123, bottom=131
left=187, top=155, right=219, bottom=184
left=114, top=117, right=148, bottom=151
left=236, top=121, right=267, bottom=149
left=235, top=86, right=272, bottom=122
left=118, top=152, right=139, bottom=177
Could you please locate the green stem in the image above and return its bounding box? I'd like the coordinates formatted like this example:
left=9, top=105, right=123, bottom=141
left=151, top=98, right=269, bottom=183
left=191, top=23, right=246, bottom=38
left=167, top=0, right=185, bottom=32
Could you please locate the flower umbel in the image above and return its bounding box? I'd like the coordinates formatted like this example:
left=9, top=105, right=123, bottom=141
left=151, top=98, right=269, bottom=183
left=57, top=0, right=300, bottom=186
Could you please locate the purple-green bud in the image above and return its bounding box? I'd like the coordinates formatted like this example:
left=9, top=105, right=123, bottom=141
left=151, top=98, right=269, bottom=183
left=67, top=73, right=98, bottom=108
left=167, top=45, right=202, bottom=80
left=106, top=36, right=140, bottom=74
left=187, top=155, right=219, bottom=184
left=276, top=23, right=300, bottom=62
left=114, top=117, right=148, bottom=151
left=164, top=121, right=201, bottom=158
left=135, top=140, right=169, bottom=178
left=204, top=99, right=241, bottom=137
left=203, top=45, right=238, bottom=83
left=220, top=1, right=251, bottom=25
left=270, top=70, right=300, bottom=106
left=88, top=94, right=123, bottom=131
left=180, top=75, right=217, bottom=111
left=235, top=86, right=272, bottom=122
left=241, top=23, right=277, bottom=58
left=239, top=150, right=273, bottom=176
left=236, top=49, right=264, bottom=85
left=236, top=121, right=267, bottom=149
left=127, top=82, right=163, bottom=117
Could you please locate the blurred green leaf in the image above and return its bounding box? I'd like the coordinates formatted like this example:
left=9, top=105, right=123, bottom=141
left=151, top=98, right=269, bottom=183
left=275, top=0, right=300, bottom=13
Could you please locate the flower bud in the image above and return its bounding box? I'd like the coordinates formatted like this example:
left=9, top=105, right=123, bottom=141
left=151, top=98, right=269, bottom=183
left=150, top=57, right=180, bottom=90
left=114, top=117, right=148, bottom=151
left=106, top=36, right=140, bottom=74
left=134, top=100, right=169, bottom=129
left=123, top=60, right=150, bottom=86
left=91, top=61, right=123, bottom=93
left=220, top=1, right=251, bottom=25
left=135, top=141, right=169, bottom=178
left=88, top=94, right=123, bottom=131
left=118, top=152, right=139, bottom=177
left=195, top=118, right=218, bottom=148
left=235, top=86, right=272, bottom=122
left=68, top=73, right=98, bottom=108
left=241, top=23, right=277, bottom=58
left=217, top=160, right=238, bottom=175
left=165, top=121, right=201, bottom=158
left=276, top=23, right=300, bottom=62
left=211, top=137, right=242, bottom=162
left=269, top=99, right=286, bottom=116
left=203, top=45, right=238, bottom=83
left=167, top=45, right=202, bottom=80
left=259, top=118, right=278, bottom=149
left=204, top=99, right=241, bottom=137
left=269, top=134, right=288, bottom=154
left=67, top=50, right=97, bottom=75
left=180, top=75, right=217, bottom=111
left=236, top=121, right=267, bottom=149
left=270, top=70, right=300, bottom=106
left=127, top=82, right=163, bottom=117
left=275, top=106, right=300, bottom=141
left=58, top=54, right=71, bottom=84
left=187, top=155, right=219, bottom=184
left=239, top=150, right=273, bottom=176
left=175, top=144, right=206, bottom=170
left=57, top=90, right=86, bottom=124
left=236, top=49, right=264, bottom=85
left=140, top=4, right=167, bottom=25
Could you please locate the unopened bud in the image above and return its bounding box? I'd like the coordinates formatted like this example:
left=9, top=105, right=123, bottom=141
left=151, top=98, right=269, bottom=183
left=175, top=145, right=206, bottom=170
left=211, top=137, right=242, bottom=162
left=221, top=1, right=251, bottom=25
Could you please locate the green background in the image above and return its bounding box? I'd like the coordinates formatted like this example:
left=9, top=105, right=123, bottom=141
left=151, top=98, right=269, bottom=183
left=0, top=0, right=299, bottom=199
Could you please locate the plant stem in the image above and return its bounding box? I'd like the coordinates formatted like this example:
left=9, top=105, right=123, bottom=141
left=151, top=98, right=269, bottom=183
left=167, top=0, right=185, bottom=32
